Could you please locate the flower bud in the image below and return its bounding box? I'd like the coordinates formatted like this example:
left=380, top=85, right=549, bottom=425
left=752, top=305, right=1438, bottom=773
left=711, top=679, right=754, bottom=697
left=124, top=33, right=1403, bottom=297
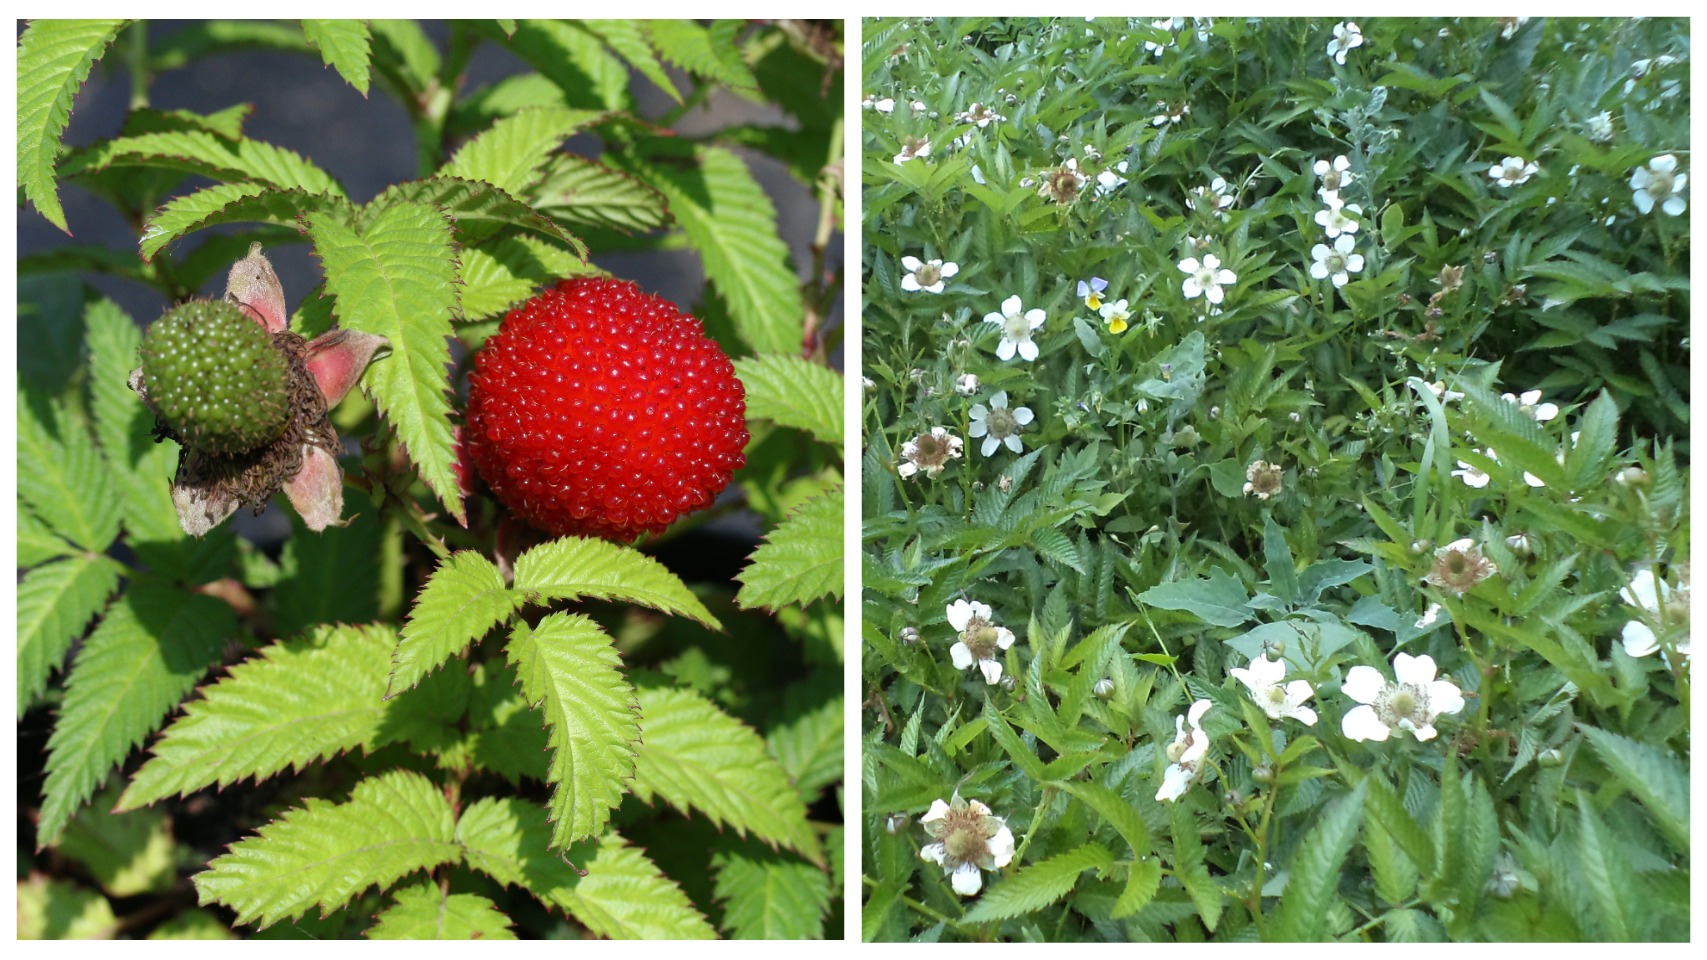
left=1093, top=678, right=1115, bottom=699
left=898, top=626, right=920, bottom=646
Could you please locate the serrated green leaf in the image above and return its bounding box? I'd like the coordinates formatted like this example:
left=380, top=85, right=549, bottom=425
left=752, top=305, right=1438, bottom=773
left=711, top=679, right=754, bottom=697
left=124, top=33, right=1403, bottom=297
left=633, top=687, right=824, bottom=866
left=766, top=680, right=843, bottom=802
left=455, top=797, right=715, bottom=939
left=712, top=843, right=830, bottom=939
left=502, top=20, right=630, bottom=111
left=1056, top=781, right=1151, bottom=859
left=511, top=536, right=720, bottom=629
left=1580, top=724, right=1689, bottom=852
left=307, top=199, right=464, bottom=521
left=1113, top=856, right=1162, bottom=919
left=80, top=297, right=142, bottom=469
left=366, top=882, right=517, bottom=940
left=18, top=509, right=75, bottom=569
left=373, top=176, right=585, bottom=258
left=16, top=554, right=123, bottom=718
left=194, top=770, right=459, bottom=929
left=736, top=487, right=843, bottom=611
left=16, top=19, right=128, bottom=232
left=582, top=20, right=680, bottom=102
left=1272, top=782, right=1366, bottom=941
left=733, top=354, right=842, bottom=446
left=439, top=105, right=612, bottom=198
left=117, top=624, right=431, bottom=811
left=146, top=909, right=235, bottom=940
left=141, top=182, right=354, bottom=262
left=367, top=19, right=438, bottom=98
left=458, top=231, right=603, bottom=320
left=644, top=20, right=758, bottom=95
left=639, top=144, right=804, bottom=356
left=1137, top=568, right=1252, bottom=627
left=39, top=584, right=234, bottom=846
left=388, top=551, right=513, bottom=695
left=528, top=154, right=670, bottom=235
left=301, top=20, right=372, bottom=96
left=1571, top=790, right=1638, bottom=941
left=17, top=390, right=121, bottom=553
left=54, top=783, right=174, bottom=897
left=463, top=660, right=549, bottom=783
left=961, top=843, right=1114, bottom=923
left=16, top=874, right=117, bottom=939
left=63, top=129, right=344, bottom=196
left=505, top=613, right=639, bottom=849
left=1168, top=799, right=1223, bottom=932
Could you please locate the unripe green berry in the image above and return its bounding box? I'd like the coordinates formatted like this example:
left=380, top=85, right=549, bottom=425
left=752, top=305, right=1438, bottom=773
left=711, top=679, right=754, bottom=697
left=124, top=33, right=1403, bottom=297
left=141, top=300, right=292, bottom=455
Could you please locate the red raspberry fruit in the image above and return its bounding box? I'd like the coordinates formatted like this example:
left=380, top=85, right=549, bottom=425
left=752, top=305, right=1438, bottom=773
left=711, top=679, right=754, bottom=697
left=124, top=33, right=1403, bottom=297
left=464, top=277, right=749, bottom=541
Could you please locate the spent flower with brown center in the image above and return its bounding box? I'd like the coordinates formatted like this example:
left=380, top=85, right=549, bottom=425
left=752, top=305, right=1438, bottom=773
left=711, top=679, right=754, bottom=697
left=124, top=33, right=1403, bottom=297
left=1424, top=537, right=1498, bottom=595
left=919, top=796, right=1016, bottom=896
left=1244, top=460, right=1284, bottom=499
left=899, top=427, right=963, bottom=479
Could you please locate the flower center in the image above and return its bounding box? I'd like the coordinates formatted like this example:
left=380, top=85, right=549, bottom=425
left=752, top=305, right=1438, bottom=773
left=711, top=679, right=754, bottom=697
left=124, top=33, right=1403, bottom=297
left=1002, top=312, right=1034, bottom=342
left=1445, top=552, right=1469, bottom=575
left=1194, top=266, right=1217, bottom=288
left=1648, top=169, right=1676, bottom=194
left=1267, top=685, right=1288, bottom=706
left=1378, top=683, right=1428, bottom=727
left=914, top=262, right=942, bottom=286
left=914, top=433, right=943, bottom=460
left=1326, top=251, right=1347, bottom=272
left=962, top=618, right=1000, bottom=659
left=1323, top=170, right=1342, bottom=190
left=939, top=808, right=993, bottom=868
left=985, top=407, right=1018, bottom=439
left=1046, top=168, right=1081, bottom=203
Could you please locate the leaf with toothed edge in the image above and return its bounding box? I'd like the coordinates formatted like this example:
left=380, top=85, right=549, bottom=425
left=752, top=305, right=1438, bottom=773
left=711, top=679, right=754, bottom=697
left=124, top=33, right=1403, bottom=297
left=17, top=19, right=129, bottom=232
left=388, top=551, right=514, bottom=696
left=734, top=354, right=844, bottom=447
left=192, top=769, right=459, bottom=930
left=528, top=153, right=670, bottom=236
left=455, top=797, right=715, bottom=939
left=735, top=487, right=843, bottom=611
left=306, top=199, right=465, bottom=522
left=61, top=130, right=345, bottom=196
left=369, top=176, right=587, bottom=259
left=16, top=554, right=124, bottom=718
left=504, top=613, right=640, bottom=849
left=510, top=536, right=720, bottom=629
left=366, top=882, right=516, bottom=940
left=141, top=183, right=355, bottom=262
left=438, top=105, right=617, bottom=199
left=300, top=20, right=372, bottom=96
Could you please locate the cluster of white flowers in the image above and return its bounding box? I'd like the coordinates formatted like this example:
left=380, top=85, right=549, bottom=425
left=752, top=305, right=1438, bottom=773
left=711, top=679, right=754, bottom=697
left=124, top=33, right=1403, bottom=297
left=1306, top=162, right=1365, bottom=288
left=1314, top=155, right=1355, bottom=204
left=1095, top=160, right=1130, bottom=198
left=1151, top=100, right=1190, bottom=127
left=1142, top=17, right=1183, bottom=56
left=1619, top=567, right=1691, bottom=661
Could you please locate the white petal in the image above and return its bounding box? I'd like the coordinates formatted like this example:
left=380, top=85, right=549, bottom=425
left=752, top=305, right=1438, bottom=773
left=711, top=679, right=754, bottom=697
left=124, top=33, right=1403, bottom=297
left=950, top=862, right=984, bottom=896
left=1345, top=254, right=1365, bottom=272
left=924, top=281, right=946, bottom=294
left=1156, top=763, right=1192, bottom=802
left=1663, top=195, right=1686, bottom=216
left=996, top=339, right=1017, bottom=361
left=1392, top=652, right=1439, bottom=686
left=1283, top=678, right=1315, bottom=704
left=1001, top=295, right=1023, bottom=317
left=922, top=800, right=952, bottom=823
left=1341, top=665, right=1387, bottom=704
left=901, top=275, right=922, bottom=292
left=1622, top=620, right=1659, bottom=657
left=1310, top=262, right=1330, bottom=280
left=979, top=657, right=1004, bottom=685
left=920, top=841, right=948, bottom=865
left=946, top=599, right=973, bottom=631
left=1622, top=570, right=1665, bottom=610
left=1290, top=703, right=1318, bottom=726
left=1179, top=257, right=1201, bottom=273
left=1217, top=269, right=1237, bottom=285
left=1332, top=272, right=1349, bottom=288
left=981, top=436, right=1000, bottom=457
left=1025, top=309, right=1047, bottom=329
left=1427, top=680, right=1466, bottom=717
left=1651, top=154, right=1677, bottom=174
left=1205, top=284, right=1225, bottom=304
left=1634, top=191, right=1655, bottom=214
left=1004, top=435, right=1022, bottom=453
left=1012, top=407, right=1034, bottom=426
left=901, top=256, right=923, bottom=271
left=1187, top=698, right=1213, bottom=726
left=987, top=825, right=1016, bottom=868
left=940, top=262, right=960, bottom=277
left=995, top=627, right=1016, bottom=650
left=1341, top=704, right=1391, bottom=742
left=1182, top=277, right=1203, bottom=298
left=1406, top=721, right=1439, bottom=742
left=1203, top=254, right=1221, bottom=269
left=950, top=641, right=975, bottom=670
left=966, top=799, right=992, bottom=818
left=990, top=390, right=1008, bottom=409
left=1018, top=340, right=1039, bottom=361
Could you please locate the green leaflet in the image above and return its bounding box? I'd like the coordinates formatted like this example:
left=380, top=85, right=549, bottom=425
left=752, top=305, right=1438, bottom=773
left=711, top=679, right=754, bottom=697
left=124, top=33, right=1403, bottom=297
left=16, top=554, right=123, bottom=718
left=53, top=783, right=175, bottom=898
left=1136, top=567, right=1253, bottom=627
left=1056, top=780, right=1152, bottom=860
left=141, top=182, right=355, bottom=262
left=711, top=842, right=831, bottom=940
left=366, top=883, right=517, bottom=940
left=1570, top=790, right=1639, bottom=941
left=439, top=105, right=613, bottom=198
left=118, top=624, right=450, bottom=810
left=307, top=199, right=464, bottom=522
left=501, top=20, right=631, bottom=111
left=388, top=550, right=514, bottom=695
left=16, top=389, right=121, bottom=553
left=16, top=19, right=128, bottom=232
left=194, top=770, right=460, bottom=929
left=1579, top=724, right=1689, bottom=853
left=372, top=176, right=586, bottom=257
left=765, top=679, right=844, bottom=803
left=457, top=231, right=602, bottom=321
left=455, top=797, right=715, bottom=939
left=733, top=354, right=843, bottom=447
left=510, top=536, right=720, bottom=629
left=580, top=20, right=680, bottom=103
left=644, top=20, right=758, bottom=95
left=38, top=584, right=235, bottom=846
left=1271, top=782, right=1366, bottom=941
left=960, top=843, right=1115, bottom=923
left=62, top=129, right=344, bottom=196
left=639, top=144, right=804, bottom=356
left=736, top=487, right=844, bottom=611
left=505, top=613, right=640, bottom=849
left=300, top=20, right=372, bottom=96
left=528, top=154, right=670, bottom=235
left=633, top=687, right=824, bottom=866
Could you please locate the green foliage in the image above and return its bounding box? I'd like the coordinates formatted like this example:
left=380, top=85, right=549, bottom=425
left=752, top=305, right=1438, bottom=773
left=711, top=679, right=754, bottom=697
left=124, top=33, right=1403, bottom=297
left=862, top=15, right=1687, bottom=943
left=18, top=18, right=843, bottom=940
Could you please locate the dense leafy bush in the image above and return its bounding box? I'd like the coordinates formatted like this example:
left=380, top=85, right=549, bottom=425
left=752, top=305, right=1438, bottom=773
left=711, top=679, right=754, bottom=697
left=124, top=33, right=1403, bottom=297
left=861, top=16, right=1687, bottom=942
left=18, top=18, right=844, bottom=939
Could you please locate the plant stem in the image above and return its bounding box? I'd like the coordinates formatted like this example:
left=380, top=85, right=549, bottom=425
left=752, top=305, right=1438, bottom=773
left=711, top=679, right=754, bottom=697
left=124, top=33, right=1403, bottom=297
left=1011, top=784, right=1056, bottom=866
left=126, top=22, right=150, bottom=111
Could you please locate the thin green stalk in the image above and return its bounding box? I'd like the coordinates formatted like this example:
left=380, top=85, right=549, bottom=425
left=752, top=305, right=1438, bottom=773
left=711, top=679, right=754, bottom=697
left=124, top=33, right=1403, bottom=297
left=126, top=22, right=150, bottom=111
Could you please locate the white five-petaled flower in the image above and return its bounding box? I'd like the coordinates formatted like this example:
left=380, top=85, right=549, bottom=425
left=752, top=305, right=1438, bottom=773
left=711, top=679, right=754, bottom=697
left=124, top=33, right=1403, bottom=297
left=1179, top=254, right=1238, bottom=304
left=946, top=599, right=1017, bottom=685
left=1243, top=460, right=1283, bottom=499
left=894, top=137, right=931, bottom=165
left=1426, top=381, right=1465, bottom=403
left=1314, top=154, right=1355, bottom=202
left=1630, top=154, right=1687, bottom=216
left=1585, top=111, right=1614, bottom=143
left=1157, top=699, right=1212, bottom=802
left=1310, top=234, right=1365, bottom=287
left=1143, top=17, right=1182, bottom=56
left=1425, top=537, right=1499, bottom=595
left=1315, top=198, right=1363, bottom=239
left=1186, top=177, right=1236, bottom=217
left=955, top=102, right=1006, bottom=128
left=1619, top=567, right=1691, bottom=661
left=1488, top=156, right=1539, bottom=188
left=900, top=256, right=959, bottom=294
left=1230, top=655, right=1318, bottom=725
left=898, top=427, right=963, bottom=480
left=919, top=796, right=1016, bottom=897
left=1100, top=298, right=1133, bottom=335
left=1078, top=277, right=1108, bottom=311
left=983, top=295, right=1046, bottom=362
left=1327, top=21, right=1363, bottom=65
left=1095, top=161, right=1130, bottom=198
left=1152, top=101, right=1190, bottom=127
left=969, top=391, right=1035, bottom=457
left=1500, top=389, right=1560, bottom=422
left=1340, top=653, right=1466, bottom=742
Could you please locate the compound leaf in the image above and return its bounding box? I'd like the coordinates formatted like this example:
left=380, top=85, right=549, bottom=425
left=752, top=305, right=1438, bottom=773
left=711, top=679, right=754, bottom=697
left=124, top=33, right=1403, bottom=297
left=16, top=391, right=121, bottom=553
left=528, top=154, right=669, bottom=235
left=1580, top=723, right=1689, bottom=852
left=1272, top=782, right=1366, bottom=941
left=194, top=770, right=460, bottom=929
left=511, top=536, right=719, bottom=629
left=388, top=551, right=513, bottom=695
left=63, top=130, right=344, bottom=197
left=16, top=554, right=123, bottom=718
left=711, top=843, right=830, bottom=940
left=300, top=19, right=371, bottom=96
left=736, top=487, right=843, bottom=611
left=141, top=182, right=354, bottom=262
left=439, top=105, right=612, bottom=199
left=504, top=613, right=640, bottom=849
left=734, top=353, right=842, bottom=446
